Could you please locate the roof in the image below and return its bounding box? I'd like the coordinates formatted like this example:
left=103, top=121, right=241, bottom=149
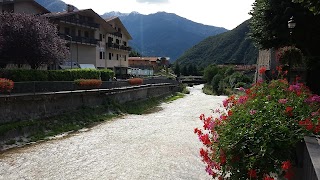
left=1, top=0, right=50, bottom=13
left=43, top=9, right=116, bottom=33
left=105, top=16, right=132, bottom=40
left=128, top=57, right=160, bottom=62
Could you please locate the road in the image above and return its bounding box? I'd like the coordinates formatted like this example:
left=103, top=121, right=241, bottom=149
left=0, top=84, right=227, bottom=180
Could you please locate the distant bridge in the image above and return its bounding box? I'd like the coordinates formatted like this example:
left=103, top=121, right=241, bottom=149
left=179, top=76, right=206, bottom=84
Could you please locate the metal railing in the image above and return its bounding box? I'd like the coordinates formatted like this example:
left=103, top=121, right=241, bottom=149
left=58, top=16, right=100, bottom=29
left=59, top=33, right=98, bottom=45
left=1, top=78, right=179, bottom=95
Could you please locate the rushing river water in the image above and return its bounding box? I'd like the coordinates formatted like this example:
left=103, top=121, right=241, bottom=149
left=0, top=84, right=227, bottom=180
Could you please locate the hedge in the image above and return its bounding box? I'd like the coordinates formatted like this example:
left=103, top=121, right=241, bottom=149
left=0, top=69, right=114, bottom=82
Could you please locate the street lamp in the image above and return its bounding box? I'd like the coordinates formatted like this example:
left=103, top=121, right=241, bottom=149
left=66, top=35, right=72, bottom=69
left=287, top=16, right=296, bottom=82
left=288, top=16, right=296, bottom=36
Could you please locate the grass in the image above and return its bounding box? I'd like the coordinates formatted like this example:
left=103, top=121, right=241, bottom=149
left=164, top=92, right=185, bottom=102
left=202, top=84, right=214, bottom=95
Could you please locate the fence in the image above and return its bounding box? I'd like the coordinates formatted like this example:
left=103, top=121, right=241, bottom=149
left=4, top=78, right=179, bottom=94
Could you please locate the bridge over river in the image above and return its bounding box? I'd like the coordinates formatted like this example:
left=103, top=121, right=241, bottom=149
left=0, top=85, right=226, bottom=180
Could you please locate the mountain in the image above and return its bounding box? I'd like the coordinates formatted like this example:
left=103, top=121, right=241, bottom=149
left=102, top=11, right=228, bottom=61
left=176, top=20, right=258, bottom=67
left=35, top=0, right=67, bottom=12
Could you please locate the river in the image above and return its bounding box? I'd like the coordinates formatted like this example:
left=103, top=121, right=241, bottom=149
left=0, top=84, right=227, bottom=180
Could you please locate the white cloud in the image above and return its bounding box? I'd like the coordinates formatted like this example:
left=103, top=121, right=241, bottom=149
left=61, top=0, right=255, bottom=29
left=136, top=0, right=169, bottom=3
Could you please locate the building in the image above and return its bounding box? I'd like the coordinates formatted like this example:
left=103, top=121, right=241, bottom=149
left=127, top=57, right=170, bottom=76
left=0, top=0, right=49, bottom=14
left=0, top=0, right=133, bottom=76
left=105, top=17, right=132, bottom=78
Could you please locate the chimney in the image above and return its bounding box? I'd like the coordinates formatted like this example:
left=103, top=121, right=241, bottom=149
left=66, top=4, right=75, bottom=12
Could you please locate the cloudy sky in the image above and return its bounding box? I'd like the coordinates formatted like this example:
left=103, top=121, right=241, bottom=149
left=62, top=0, right=255, bottom=30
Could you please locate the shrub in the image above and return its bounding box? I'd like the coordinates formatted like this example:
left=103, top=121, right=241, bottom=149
left=0, top=69, right=48, bottom=82
left=0, top=78, right=14, bottom=92
left=100, top=69, right=114, bottom=81
left=195, top=77, right=320, bottom=179
left=128, top=78, right=143, bottom=85
left=74, top=79, right=102, bottom=88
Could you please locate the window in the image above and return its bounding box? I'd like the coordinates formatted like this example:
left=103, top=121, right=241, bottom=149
left=65, top=27, right=70, bottom=35
left=123, top=41, right=127, bottom=46
left=99, top=34, right=102, bottom=41
left=117, top=54, right=119, bottom=60
left=116, top=39, right=119, bottom=44
left=78, top=30, right=81, bottom=36
left=108, top=37, right=113, bottom=43
left=103, top=34, right=105, bottom=38
left=100, top=52, right=103, bottom=59
left=103, top=52, right=105, bottom=59
left=124, top=55, right=127, bottom=61
left=84, top=31, right=89, bottom=38
left=109, top=53, right=112, bottom=60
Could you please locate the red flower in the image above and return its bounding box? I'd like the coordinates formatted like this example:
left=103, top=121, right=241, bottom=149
left=281, top=160, right=292, bottom=171
left=284, top=169, right=294, bottom=180
left=228, top=110, right=233, bottom=116
left=248, top=169, right=257, bottom=178
left=264, top=176, right=275, bottom=180
left=220, top=151, right=226, bottom=165
left=199, top=114, right=205, bottom=120
left=259, top=67, right=267, bottom=74
left=285, top=106, right=293, bottom=117
left=200, top=134, right=211, bottom=146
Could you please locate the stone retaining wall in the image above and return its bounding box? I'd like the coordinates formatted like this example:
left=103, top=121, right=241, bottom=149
left=0, top=83, right=178, bottom=123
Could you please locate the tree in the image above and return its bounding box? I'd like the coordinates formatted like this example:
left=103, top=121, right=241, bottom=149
left=129, top=50, right=141, bottom=57
left=203, top=65, right=219, bottom=83
left=0, top=13, right=69, bottom=69
left=293, top=0, right=320, bottom=14
left=173, top=63, right=180, bottom=76
left=249, top=0, right=320, bottom=57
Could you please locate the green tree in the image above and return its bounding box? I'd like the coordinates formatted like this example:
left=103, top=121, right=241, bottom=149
left=181, top=65, right=188, bottom=76
left=0, top=12, right=68, bottom=69
left=129, top=50, right=141, bottom=57
left=173, top=63, right=181, bottom=77
left=293, top=0, right=320, bottom=14
left=249, top=0, right=320, bottom=57
left=203, top=65, right=219, bottom=83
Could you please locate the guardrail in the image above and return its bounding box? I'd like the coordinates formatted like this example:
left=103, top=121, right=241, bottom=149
left=1, top=78, right=179, bottom=95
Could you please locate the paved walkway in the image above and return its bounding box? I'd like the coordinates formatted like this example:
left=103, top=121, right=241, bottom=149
left=0, top=85, right=226, bottom=180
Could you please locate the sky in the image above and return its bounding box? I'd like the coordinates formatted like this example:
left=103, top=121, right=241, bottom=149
left=61, top=0, right=255, bottom=30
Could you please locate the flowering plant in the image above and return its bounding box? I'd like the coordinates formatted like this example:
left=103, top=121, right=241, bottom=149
left=128, top=78, right=143, bottom=85
left=0, top=78, right=14, bottom=93
left=74, top=79, right=102, bottom=88
left=195, top=76, right=320, bottom=179
left=276, top=46, right=303, bottom=68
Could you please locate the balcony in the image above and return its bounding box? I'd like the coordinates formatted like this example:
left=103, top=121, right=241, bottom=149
left=59, top=33, right=98, bottom=46
left=111, top=32, right=122, bottom=38
left=57, top=16, right=100, bottom=29
left=106, top=43, right=131, bottom=51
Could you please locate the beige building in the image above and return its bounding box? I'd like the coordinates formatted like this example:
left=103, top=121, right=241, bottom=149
left=0, top=0, right=133, bottom=76
left=105, top=17, right=132, bottom=78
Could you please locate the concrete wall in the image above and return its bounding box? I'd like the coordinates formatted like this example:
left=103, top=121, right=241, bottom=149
left=0, top=84, right=178, bottom=123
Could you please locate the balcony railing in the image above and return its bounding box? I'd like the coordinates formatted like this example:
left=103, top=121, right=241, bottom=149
left=111, top=31, right=122, bottom=38
left=107, top=43, right=131, bottom=51
left=59, top=33, right=98, bottom=45
left=57, top=16, right=100, bottom=29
